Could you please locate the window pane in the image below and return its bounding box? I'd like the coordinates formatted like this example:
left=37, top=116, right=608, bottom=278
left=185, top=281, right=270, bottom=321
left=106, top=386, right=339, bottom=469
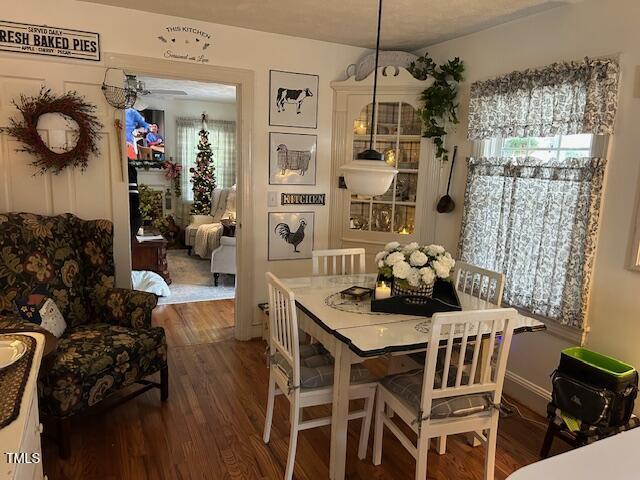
left=349, top=202, right=370, bottom=231
left=530, top=136, right=560, bottom=149
left=503, top=137, right=531, bottom=155
left=527, top=150, right=556, bottom=162
left=394, top=206, right=415, bottom=234
left=559, top=150, right=591, bottom=161
left=560, top=134, right=592, bottom=149
left=371, top=204, right=393, bottom=232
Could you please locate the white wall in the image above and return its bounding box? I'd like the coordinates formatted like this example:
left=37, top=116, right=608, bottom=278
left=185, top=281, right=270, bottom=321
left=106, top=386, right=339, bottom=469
left=417, top=0, right=640, bottom=412
left=2, top=0, right=368, bottom=325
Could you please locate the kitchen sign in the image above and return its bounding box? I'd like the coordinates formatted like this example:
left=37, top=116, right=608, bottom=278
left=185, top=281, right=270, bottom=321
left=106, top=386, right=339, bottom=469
left=0, top=21, right=100, bottom=61
left=281, top=193, right=326, bottom=206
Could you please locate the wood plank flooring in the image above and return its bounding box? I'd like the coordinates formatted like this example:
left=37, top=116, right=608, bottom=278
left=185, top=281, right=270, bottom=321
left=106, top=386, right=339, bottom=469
left=43, top=299, right=566, bottom=480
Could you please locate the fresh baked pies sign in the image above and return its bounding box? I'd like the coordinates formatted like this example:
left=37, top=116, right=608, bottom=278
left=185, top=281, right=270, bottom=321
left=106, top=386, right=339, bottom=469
left=157, top=25, right=212, bottom=63
left=6, top=87, right=102, bottom=174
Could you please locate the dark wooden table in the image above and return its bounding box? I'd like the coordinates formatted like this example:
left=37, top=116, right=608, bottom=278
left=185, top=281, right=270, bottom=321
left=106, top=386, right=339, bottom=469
left=131, top=234, right=172, bottom=285
left=221, top=219, right=236, bottom=237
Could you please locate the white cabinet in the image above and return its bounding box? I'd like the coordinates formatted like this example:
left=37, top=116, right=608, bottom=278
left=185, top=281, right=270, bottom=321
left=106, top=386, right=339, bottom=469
left=0, top=333, right=45, bottom=480
left=329, top=68, right=441, bottom=254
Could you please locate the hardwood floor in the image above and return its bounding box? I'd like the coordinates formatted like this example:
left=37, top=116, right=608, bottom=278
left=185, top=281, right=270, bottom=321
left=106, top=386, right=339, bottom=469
left=43, top=299, right=564, bottom=480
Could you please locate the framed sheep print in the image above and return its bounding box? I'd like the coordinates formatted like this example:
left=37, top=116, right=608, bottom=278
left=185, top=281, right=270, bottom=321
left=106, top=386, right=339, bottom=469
left=269, top=70, right=319, bottom=128
left=269, top=132, right=317, bottom=185
left=268, top=211, right=315, bottom=261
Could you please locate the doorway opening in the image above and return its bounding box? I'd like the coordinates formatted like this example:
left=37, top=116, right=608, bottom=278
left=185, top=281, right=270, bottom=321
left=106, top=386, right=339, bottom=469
left=126, top=75, right=238, bottom=306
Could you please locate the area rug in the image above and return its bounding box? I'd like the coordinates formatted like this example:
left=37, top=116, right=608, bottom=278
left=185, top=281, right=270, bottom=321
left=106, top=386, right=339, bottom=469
left=158, top=249, right=235, bottom=305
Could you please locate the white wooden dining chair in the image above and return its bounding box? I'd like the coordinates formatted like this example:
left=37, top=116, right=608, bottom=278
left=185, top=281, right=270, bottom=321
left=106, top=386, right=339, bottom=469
left=372, top=308, right=517, bottom=480
left=454, top=261, right=505, bottom=306
left=430, top=261, right=507, bottom=453
left=312, top=248, right=366, bottom=276
left=263, top=272, right=377, bottom=480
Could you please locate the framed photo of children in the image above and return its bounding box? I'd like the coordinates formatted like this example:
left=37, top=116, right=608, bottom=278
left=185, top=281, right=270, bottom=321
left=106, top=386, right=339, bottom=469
left=269, top=70, right=319, bottom=128
left=269, top=132, right=317, bottom=185
left=268, top=211, right=315, bottom=261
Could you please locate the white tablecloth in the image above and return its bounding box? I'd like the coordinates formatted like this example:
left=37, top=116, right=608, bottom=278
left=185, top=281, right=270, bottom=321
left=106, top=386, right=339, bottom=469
left=508, top=427, right=640, bottom=479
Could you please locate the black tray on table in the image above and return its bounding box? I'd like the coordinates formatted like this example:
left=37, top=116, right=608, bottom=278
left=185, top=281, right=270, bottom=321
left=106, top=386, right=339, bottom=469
left=370, top=278, right=462, bottom=316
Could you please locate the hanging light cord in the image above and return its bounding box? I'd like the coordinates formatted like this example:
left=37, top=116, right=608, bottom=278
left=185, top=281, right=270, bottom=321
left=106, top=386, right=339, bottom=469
left=368, top=0, right=383, bottom=152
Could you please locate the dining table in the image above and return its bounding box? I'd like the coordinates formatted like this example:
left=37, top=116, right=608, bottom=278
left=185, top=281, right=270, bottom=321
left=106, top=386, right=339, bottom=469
left=280, top=273, right=547, bottom=480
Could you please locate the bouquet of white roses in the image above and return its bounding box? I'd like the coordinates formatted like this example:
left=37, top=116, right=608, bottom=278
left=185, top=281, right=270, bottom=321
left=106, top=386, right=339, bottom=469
left=375, top=242, right=455, bottom=294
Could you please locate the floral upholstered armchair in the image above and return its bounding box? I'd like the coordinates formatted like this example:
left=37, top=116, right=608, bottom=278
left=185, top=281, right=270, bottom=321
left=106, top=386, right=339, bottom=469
left=0, top=213, right=167, bottom=458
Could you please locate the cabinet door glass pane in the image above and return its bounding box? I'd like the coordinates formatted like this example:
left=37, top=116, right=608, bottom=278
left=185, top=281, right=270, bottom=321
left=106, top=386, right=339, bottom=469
left=400, top=103, right=421, bottom=136
left=394, top=206, right=415, bottom=234
left=353, top=104, right=373, bottom=136
left=350, top=202, right=369, bottom=231
left=376, top=103, right=399, bottom=135
left=398, top=140, right=420, bottom=169
left=395, top=173, right=418, bottom=202
left=371, top=204, right=393, bottom=232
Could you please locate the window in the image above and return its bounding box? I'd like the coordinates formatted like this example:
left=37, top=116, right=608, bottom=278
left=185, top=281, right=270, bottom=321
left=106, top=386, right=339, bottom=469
left=177, top=118, right=236, bottom=201
left=483, top=134, right=594, bottom=160
left=459, top=134, right=606, bottom=329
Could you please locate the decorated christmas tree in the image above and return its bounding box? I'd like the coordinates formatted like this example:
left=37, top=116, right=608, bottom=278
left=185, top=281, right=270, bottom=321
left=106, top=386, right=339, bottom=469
left=190, top=113, right=216, bottom=215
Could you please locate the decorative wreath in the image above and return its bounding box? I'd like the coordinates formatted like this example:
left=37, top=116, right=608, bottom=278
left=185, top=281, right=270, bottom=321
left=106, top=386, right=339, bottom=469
left=7, top=87, right=102, bottom=174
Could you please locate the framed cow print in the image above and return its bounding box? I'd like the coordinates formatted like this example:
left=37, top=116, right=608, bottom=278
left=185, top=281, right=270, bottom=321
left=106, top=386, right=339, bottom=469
left=269, top=132, right=317, bottom=185
left=268, top=211, right=315, bottom=261
left=269, top=70, right=319, bottom=128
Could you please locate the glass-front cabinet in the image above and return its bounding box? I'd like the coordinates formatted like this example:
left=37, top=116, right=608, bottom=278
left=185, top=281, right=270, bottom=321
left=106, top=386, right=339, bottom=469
left=329, top=69, right=439, bottom=252
left=350, top=102, right=422, bottom=235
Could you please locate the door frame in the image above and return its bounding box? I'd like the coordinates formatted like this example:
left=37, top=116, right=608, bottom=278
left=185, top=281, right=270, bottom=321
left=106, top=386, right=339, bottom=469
left=105, top=53, right=255, bottom=341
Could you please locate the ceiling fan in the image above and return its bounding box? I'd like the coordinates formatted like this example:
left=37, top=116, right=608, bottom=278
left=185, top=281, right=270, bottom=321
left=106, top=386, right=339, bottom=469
left=125, top=75, right=188, bottom=97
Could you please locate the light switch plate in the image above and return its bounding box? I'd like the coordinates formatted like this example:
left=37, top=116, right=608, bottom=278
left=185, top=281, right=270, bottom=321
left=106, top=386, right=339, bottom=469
left=268, top=191, right=279, bottom=207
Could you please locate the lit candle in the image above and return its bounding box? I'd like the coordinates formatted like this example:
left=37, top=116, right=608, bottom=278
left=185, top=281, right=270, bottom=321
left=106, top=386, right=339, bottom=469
left=375, top=281, right=391, bottom=300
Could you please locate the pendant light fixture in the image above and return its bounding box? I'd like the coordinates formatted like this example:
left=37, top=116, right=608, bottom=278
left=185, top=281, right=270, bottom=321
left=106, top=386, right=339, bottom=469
left=340, top=0, right=398, bottom=197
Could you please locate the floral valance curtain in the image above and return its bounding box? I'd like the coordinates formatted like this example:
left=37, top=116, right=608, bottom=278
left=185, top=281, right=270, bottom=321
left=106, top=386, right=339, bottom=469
left=458, top=156, right=606, bottom=329
left=468, top=58, right=619, bottom=139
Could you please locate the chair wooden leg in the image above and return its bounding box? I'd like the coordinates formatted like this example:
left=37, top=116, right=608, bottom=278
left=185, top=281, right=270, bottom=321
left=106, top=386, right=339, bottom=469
left=415, top=428, right=430, bottom=480
left=484, top=413, right=499, bottom=480
left=58, top=417, right=72, bottom=459
left=373, top=388, right=385, bottom=466
left=263, top=374, right=276, bottom=444
left=357, top=388, right=376, bottom=460
left=284, top=401, right=300, bottom=480
left=213, top=273, right=220, bottom=286
left=160, top=365, right=169, bottom=401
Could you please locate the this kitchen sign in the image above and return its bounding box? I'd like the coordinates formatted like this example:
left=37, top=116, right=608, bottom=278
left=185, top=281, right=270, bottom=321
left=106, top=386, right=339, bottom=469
left=0, top=21, right=100, bottom=61
left=281, top=193, right=326, bottom=206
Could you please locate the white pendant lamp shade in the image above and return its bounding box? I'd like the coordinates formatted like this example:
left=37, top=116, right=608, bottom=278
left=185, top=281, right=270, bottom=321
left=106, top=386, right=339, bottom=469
left=340, top=160, right=398, bottom=197
left=339, top=0, right=397, bottom=197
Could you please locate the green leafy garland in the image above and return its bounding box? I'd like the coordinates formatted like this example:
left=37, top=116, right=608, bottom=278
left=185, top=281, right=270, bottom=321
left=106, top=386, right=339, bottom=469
left=408, top=53, right=464, bottom=161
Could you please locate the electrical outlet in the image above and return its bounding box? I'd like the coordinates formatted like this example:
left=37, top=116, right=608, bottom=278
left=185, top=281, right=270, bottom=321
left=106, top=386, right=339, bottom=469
left=267, top=191, right=279, bottom=207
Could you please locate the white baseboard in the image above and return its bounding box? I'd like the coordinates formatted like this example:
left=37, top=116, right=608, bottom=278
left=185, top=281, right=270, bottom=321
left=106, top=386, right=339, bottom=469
left=504, top=370, right=552, bottom=416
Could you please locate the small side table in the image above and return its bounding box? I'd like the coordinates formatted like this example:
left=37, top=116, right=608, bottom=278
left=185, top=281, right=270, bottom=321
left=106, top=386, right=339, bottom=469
left=131, top=234, right=172, bottom=285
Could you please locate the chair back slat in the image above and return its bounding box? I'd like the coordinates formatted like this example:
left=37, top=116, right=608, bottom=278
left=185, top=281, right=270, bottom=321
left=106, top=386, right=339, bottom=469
left=454, top=261, right=505, bottom=305
left=421, top=309, right=517, bottom=416
left=266, top=272, right=301, bottom=387
left=312, top=248, right=366, bottom=276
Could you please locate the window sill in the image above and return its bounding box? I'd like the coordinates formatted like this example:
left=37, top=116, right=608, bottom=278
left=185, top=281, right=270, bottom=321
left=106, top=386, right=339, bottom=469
left=514, top=308, right=585, bottom=345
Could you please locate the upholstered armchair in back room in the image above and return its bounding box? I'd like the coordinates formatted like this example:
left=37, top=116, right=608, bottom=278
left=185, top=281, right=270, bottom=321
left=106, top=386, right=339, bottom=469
left=0, top=212, right=168, bottom=458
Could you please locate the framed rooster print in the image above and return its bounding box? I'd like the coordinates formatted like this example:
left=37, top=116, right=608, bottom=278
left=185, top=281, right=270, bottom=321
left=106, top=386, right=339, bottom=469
left=269, top=132, right=317, bottom=185
left=268, top=211, right=315, bottom=260
left=269, top=70, right=319, bottom=128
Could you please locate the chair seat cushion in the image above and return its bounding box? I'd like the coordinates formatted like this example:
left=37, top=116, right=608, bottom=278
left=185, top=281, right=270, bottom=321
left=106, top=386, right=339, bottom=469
left=39, top=324, right=167, bottom=416
left=381, top=368, right=491, bottom=419
left=273, top=344, right=374, bottom=390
